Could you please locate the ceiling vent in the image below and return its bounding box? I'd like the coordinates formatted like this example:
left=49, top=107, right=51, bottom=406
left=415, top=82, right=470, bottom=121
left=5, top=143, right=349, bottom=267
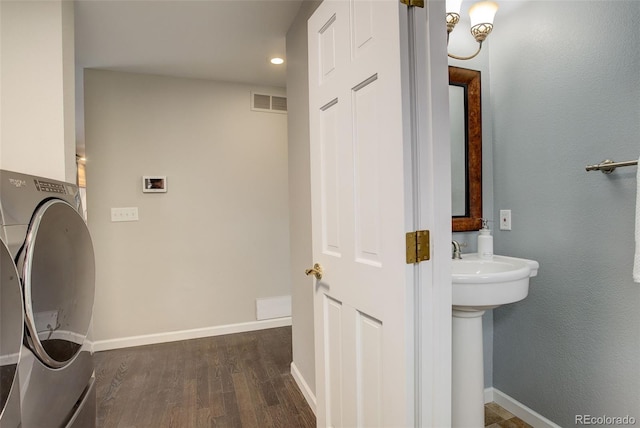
left=251, top=92, right=287, bottom=114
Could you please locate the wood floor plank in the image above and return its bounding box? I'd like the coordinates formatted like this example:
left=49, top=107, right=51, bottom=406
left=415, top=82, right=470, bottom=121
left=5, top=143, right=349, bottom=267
left=184, top=378, right=198, bottom=426
left=161, top=404, right=186, bottom=428
left=221, top=390, right=242, bottom=426
left=260, top=379, right=280, bottom=407
left=208, top=344, right=225, bottom=395
left=232, top=372, right=259, bottom=427
left=110, top=351, right=145, bottom=427
left=196, top=407, right=214, bottom=428
left=219, top=341, right=236, bottom=394
left=137, top=347, right=171, bottom=427
left=282, top=375, right=316, bottom=427
left=196, top=343, right=210, bottom=409
left=209, top=391, right=226, bottom=419
left=265, top=403, right=289, bottom=427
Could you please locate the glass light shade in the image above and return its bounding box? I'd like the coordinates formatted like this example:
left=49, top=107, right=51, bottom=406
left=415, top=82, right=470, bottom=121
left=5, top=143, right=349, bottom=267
left=469, top=1, right=498, bottom=27
left=446, top=0, right=463, bottom=15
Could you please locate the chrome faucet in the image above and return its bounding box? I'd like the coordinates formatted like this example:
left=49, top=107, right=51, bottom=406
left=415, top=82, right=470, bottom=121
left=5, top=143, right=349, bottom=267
left=452, top=241, right=462, bottom=259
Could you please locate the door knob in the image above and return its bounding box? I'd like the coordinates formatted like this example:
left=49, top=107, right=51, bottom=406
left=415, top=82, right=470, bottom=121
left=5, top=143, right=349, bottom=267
left=305, top=263, right=323, bottom=280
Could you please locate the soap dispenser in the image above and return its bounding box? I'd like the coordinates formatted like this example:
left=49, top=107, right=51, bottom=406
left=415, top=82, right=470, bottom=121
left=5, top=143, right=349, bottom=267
left=477, top=219, right=493, bottom=259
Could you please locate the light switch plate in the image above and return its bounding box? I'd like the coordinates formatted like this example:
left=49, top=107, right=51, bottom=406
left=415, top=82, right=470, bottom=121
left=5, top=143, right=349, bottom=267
left=111, top=207, right=139, bottom=222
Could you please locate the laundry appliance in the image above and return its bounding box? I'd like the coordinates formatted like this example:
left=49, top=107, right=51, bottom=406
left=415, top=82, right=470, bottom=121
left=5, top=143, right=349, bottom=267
left=0, top=239, right=24, bottom=427
left=0, top=170, right=96, bottom=428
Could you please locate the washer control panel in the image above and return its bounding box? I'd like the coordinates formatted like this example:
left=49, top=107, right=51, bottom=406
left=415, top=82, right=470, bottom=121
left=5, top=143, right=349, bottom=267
left=34, top=179, right=67, bottom=194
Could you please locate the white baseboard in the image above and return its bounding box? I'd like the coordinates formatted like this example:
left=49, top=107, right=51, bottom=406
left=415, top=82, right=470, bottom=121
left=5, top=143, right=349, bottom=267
left=92, top=317, right=292, bottom=352
left=484, top=387, right=494, bottom=404
left=291, top=361, right=317, bottom=416
left=484, top=387, right=561, bottom=428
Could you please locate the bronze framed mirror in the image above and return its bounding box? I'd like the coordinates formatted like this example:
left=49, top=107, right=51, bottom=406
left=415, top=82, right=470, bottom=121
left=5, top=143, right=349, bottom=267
left=449, top=66, right=482, bottom=232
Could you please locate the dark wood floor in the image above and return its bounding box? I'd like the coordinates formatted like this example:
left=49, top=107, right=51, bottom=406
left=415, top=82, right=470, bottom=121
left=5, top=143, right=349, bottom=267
left=95, top=326, right=315, bottom=428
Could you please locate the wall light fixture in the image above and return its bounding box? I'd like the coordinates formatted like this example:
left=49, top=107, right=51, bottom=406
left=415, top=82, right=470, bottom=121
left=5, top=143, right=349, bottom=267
left=447, top=0, right=498, bottom=60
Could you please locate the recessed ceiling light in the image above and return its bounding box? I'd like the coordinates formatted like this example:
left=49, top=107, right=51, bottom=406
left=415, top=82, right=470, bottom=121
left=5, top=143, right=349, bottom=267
left=270, top=57, right=284, bottom=65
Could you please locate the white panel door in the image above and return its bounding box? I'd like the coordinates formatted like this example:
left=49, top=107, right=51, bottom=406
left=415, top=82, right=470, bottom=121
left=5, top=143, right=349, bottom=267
left=308, top=1, right=418, bottom=426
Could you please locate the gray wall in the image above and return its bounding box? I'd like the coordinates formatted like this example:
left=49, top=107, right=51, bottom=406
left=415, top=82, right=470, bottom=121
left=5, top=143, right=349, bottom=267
left=84, top=70, right=291, bottom=342
left=286, top=0, right=321, bottom=401
left=490, top=1, right=640, bottom=426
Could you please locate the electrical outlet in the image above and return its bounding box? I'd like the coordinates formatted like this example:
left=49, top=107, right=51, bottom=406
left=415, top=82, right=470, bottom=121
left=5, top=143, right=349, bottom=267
left=500, top=210, right=511, bottom=230
left=111, top=207, right=139, bottom=222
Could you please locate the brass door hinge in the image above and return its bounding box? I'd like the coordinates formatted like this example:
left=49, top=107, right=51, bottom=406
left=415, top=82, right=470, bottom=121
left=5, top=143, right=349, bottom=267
left=400, top=0, right=425, bottom=8
left=406, top=230, right=430, bottom=264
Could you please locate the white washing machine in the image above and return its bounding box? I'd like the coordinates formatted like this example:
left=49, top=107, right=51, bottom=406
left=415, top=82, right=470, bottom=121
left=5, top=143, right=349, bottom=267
left=0, top=170, right=96, bottom=428
left=0, top=239, right=24, bottom=427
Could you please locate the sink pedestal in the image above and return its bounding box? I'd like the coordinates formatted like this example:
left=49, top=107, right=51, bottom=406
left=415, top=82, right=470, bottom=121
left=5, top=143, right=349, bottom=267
left=452, top=308, right=486, bottom=428
left=451, top=253, right=539, bottom=428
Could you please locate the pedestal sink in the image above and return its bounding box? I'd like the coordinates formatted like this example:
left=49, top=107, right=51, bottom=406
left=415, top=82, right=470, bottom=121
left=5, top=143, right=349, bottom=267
left=451, top=253, right=539, bottom=428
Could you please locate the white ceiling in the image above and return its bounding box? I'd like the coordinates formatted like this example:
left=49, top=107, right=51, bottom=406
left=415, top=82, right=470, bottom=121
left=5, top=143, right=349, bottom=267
left=74, top=0, right=303, bottom=155
left=74, top=0, right=304, bottom=88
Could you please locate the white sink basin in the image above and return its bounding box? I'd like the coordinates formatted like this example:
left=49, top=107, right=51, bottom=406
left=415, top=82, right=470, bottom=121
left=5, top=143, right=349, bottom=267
left=452, top=253, right=539, bottom=310
left=451, top=253, right=539, bottom=427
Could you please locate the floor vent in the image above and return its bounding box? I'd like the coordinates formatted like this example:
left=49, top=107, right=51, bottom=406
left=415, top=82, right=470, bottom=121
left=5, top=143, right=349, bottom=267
left=251, top=92, right=287, bottom=114
left=256, top=295, right=292, bottom=320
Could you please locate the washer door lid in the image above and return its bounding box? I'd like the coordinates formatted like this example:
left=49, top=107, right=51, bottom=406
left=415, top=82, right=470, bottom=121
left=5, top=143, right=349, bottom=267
left=23, top=199, right=95, bottom=369
left=1, top=240, right=23, bottom=415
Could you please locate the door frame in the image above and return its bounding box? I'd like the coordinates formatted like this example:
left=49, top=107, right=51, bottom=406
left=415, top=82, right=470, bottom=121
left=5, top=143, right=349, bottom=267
left=404, top=2, right=452, bottom=426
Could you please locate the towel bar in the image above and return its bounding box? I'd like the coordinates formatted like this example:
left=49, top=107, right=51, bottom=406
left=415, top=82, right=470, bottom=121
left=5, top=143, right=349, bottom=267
left=585, top=159, right=638, bottom=174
